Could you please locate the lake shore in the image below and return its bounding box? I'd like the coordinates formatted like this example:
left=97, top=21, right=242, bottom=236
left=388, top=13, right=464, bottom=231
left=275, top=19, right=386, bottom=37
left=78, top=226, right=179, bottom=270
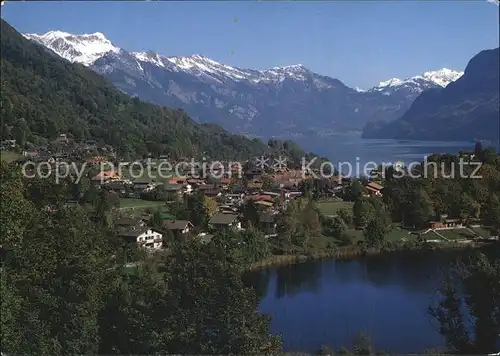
left=248, top=240, right=488, bottom=271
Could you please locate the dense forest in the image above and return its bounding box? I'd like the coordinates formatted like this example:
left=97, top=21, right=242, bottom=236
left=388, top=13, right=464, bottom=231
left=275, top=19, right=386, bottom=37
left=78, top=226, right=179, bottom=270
left=2, top=152, right=500, bottom=354
left=0, top=19, right=272, bottom=160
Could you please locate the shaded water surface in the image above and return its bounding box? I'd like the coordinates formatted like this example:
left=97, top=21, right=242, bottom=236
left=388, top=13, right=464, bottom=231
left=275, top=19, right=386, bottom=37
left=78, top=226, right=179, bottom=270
left=250, top=250, right=476, bottom=353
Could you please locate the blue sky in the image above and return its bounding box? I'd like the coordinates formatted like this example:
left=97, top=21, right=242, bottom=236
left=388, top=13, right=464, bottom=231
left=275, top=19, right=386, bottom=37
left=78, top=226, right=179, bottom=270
left=2, top=1, right=498, bottom=89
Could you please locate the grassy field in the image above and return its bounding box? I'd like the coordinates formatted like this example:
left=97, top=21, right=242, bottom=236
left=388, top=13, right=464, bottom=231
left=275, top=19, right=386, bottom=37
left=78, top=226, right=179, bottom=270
left=119, top=198, right=165, bottom=210
left=385, top=224, right=415, bottom=241
left=342, top=224, right=416, bottom=243
left=1, top=150, right=23, bottom=163
left=471, top=226, right=493, bottom=237
left=427, top=228, right=478, bottom=241
left=316, top=200, right=354, bottom=216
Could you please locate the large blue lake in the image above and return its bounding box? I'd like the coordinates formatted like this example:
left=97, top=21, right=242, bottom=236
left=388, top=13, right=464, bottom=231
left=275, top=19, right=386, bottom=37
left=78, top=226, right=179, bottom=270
left=250, top=135, right=491, bottom=353
left=252, top=251, right=466, bottom=354
left=283, top=133, right=474, bottom=171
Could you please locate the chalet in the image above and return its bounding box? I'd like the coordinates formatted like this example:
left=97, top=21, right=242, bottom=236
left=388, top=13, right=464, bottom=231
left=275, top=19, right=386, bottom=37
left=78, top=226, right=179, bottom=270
left=247, top=181, right=263, bottom=190
left=220, top=205, right=238, bottom=214
left=163, top=220, right=193, bottom=235
left=168, top=177, right=186, bottom=184
left=254, top=200, right=274, bottom=208
left=91, top=170, right=121, bottom=184
left=226, top=193, right=245, bottom=201
left=116, top=217, right=146, bottom=230
left=164, top=183, right=184, bottom=195
left=118, top=227, right=163, bottom=250
left=186, top=178, right=206, bottom=187
left=365, top=181, right=384, bottom=197
left=287, top=191, right=303, bottom=199
left=209, top=213, right=241, bottom=231
left=428, top=214, right=464, bottom=229
left=261, top=192, right=280, bottom=199
left=133, top=180, right=156, bottom=192
left=259, top=213, right=278, bottom=233
left=197, top=184, right=216, bottom=192
left=87, top=156, right=107, bottom=166
left=197, top=232, right=214, bottom=244
left=104, top=182, right=126, bottom=194
left=203, top=188, right=222, bottom=198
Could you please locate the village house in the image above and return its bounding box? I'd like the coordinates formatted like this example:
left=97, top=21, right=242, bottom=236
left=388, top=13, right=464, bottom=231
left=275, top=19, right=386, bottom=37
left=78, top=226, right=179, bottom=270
left=428, top=215, right=464, bottom=229
left=116, top=217, right=147, bottom=230
left=196, top=232, right=215, bottom=244
left=258, top=213, right=278, bottom=233
left=104, top=181, right=127, bottom=195
left=365, top=181, right=384, bottom=197
left=219, top=204, right=238, bottom=214
left=162, top=220, right=194, bottom=236
left=118, top=227, right=163, bottom=250
left=203, top=188, right=222, bottom=198
left=163, top=183, right=185, bottom=197
left=226, top=193, right=245, bottom=202
left=87, top=156, right=107, bottom=166
left=168, top=176, right=186, bottom=184
left=133, top=180, right=156, bottom=192
left=186, top=178, right=206, bottom=188
left=209, top=213, right=242, bottom=231
left=197, top=184, right=216, bottom=192
left=91, top=170, right=121, bottom=184
left=247, top=180, right=263, bottom=191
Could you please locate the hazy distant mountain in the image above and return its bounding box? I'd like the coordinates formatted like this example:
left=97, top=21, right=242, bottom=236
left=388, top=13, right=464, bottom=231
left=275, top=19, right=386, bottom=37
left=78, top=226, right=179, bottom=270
left=362, top=47, right=499, bottom=143
left=25, top=30, right=463, bottom=136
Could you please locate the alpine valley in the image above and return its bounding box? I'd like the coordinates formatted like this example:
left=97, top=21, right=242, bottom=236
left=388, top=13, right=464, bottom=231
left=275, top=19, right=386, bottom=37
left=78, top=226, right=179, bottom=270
left=23, top=30, right=466, bottom=137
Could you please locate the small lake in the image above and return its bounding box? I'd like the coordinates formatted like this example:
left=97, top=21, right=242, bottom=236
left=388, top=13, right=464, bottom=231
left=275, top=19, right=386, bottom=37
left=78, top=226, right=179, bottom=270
left=250, top=250, right=476, bottom=354
left=284, top=133, right=474, bottom=174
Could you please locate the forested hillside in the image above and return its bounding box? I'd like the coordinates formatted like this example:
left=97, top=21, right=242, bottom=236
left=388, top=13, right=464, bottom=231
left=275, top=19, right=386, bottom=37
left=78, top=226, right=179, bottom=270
left=0, top=19, right=270, bottom=159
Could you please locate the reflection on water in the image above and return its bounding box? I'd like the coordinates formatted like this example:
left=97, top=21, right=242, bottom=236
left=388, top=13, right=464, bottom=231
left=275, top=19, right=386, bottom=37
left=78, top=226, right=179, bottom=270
left=253, top=249, right=483, bottom=354
left=275, top=262, right=323, bottom=299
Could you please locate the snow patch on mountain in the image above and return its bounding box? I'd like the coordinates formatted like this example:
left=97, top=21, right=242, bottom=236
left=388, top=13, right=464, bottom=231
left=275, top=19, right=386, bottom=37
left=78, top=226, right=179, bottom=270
left=23, top=30, right=120, bottom=66
left=373, top=68, right=463, bottom=92
left=421, top=68, right=464, bottom=87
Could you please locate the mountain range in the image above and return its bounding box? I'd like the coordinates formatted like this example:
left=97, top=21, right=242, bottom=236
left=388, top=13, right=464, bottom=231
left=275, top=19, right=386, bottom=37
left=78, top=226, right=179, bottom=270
left=24, top=30, right=464, bottom=136
left=362, top=47, right=500, bottom=143
left=0, top=19, right=276, bottom=160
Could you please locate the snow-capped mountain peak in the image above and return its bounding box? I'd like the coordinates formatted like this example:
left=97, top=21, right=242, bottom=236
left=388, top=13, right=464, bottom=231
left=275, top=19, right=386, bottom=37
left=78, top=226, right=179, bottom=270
left=371, top=68, right=463, bottom=95
left=421, top=68, right=463, bottom=87
left=378, top=78, right=404, bottom=88
left=23, top=30, right=120, bottom=66
left=375, top=68, right=463, bottom=89
left=23, top=29, right=464, bottom=98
